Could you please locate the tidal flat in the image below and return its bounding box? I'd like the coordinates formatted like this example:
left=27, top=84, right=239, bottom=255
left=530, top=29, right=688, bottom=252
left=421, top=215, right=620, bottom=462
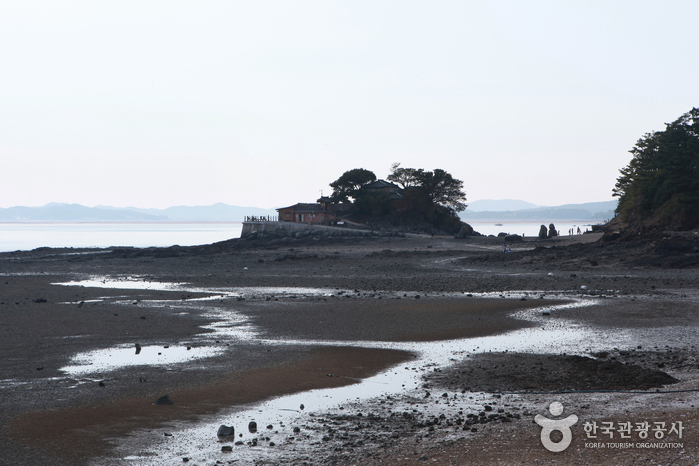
left=2, top=232, right=699, bottom=465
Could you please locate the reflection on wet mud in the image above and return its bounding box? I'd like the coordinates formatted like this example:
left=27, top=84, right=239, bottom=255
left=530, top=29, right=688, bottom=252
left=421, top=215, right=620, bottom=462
left=52, top=275, right=615, bottom=465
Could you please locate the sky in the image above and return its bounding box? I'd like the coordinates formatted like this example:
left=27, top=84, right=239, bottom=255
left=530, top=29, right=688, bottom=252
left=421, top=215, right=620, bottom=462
left=1, top=1, right=697, bottom=209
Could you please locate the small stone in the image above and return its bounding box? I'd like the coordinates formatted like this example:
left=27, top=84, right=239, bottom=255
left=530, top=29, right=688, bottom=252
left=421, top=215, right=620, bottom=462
left=266, top=424, right=273, bottom=430
left=154, top=395, right=174, bottom=405
left=221, top=445, right=233, bottom=452
left=248, top=421, right=257, bottom=433
left=293, top=426, right=301, bottom=433
left=300, top=404, right=305, bottom=410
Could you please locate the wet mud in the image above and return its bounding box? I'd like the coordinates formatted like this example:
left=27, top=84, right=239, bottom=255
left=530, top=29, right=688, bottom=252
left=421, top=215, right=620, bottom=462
left=2, top=232, right=699, bottom=465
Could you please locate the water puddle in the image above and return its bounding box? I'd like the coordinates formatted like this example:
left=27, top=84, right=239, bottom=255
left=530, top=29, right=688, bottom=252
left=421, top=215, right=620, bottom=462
left=58, top=277, right=186, bottom=291
left=57, top=276, right=342, bottom=299
left=62, top=344, right=224, bottom=376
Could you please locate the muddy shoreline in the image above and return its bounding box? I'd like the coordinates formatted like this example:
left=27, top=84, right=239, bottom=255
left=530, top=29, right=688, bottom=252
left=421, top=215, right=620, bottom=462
left=2, top=232, right=699, bottom=465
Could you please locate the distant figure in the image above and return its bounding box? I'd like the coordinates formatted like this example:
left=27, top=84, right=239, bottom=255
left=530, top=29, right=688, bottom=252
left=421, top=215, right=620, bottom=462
left=577, top=226, right=581, bottom=235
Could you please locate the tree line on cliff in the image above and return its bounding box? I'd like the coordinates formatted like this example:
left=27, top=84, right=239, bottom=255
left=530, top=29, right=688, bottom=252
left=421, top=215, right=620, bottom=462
left=612, top=107, right=699, bottom=234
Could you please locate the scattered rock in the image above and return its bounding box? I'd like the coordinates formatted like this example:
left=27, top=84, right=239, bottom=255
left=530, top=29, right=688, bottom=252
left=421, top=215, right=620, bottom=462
left=154, top=395, right=174, bottom=405
left=248, top=421, right=257, bottom=433
left=217, top=425, right=235, bottom=437
left=455, top=224, right=474, bottom=238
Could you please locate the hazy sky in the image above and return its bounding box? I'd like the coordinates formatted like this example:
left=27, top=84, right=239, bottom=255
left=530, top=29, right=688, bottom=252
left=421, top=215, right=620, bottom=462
left=1, top=1, right=697, bottom=209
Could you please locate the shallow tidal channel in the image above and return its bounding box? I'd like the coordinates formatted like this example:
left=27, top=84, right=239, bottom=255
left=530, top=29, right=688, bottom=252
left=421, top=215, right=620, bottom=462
left=53, top=276, right=614, bottom=465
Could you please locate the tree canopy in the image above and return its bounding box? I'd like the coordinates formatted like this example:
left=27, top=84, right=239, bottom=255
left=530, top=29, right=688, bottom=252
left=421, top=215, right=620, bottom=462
left=613, top=107, right=699, bottom=231
left=388, top=163, right=467, bottom=212
left=329, top=164, right=467, bottom=232
left=329, top=168, right=376, bottom=202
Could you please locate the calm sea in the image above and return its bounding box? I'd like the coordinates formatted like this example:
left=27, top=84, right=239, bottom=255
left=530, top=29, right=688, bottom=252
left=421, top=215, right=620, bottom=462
left=0, top=221, right=599, bottom=253
left=0, top=223, right=244, bottom=253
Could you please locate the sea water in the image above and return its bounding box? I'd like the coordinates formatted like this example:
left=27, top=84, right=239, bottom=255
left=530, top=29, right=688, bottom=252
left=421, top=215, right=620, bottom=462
left=0, top=222, right=244, bottom=253
left=0, top=221, right=599, bottom=253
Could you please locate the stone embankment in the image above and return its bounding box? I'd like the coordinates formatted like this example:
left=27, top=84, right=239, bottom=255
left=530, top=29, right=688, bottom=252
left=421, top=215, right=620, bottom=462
left=241, top=221, right=405, bottom=240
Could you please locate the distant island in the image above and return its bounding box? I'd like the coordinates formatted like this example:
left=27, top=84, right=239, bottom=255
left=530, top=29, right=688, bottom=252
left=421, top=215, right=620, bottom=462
left=0, top=203, right=278, bottom=222
left=458, top=199, right=616, bottom=222
left=0, top=200, right=615, bottom=223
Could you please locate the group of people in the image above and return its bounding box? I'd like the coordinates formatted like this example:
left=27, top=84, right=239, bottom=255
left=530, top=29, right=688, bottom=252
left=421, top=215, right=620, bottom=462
left=569, top=226, right=583, bottom=235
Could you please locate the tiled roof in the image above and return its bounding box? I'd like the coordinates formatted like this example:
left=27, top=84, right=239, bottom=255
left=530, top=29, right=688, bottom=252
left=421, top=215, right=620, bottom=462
left=364, top=179, right=400, bottom=190
left=276, top=203, right=328, bottom=213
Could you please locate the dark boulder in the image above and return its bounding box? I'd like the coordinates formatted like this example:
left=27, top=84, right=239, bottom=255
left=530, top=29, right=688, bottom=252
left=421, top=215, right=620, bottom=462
left=217, top=425, right=235, bottom=437
left=455, top=224, right=474, bottom=238
left=548, top=223, right=557, bottom=238
left=154, top=395, right=173, bottom=405
left=538, top=225, right=548, bottom=239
